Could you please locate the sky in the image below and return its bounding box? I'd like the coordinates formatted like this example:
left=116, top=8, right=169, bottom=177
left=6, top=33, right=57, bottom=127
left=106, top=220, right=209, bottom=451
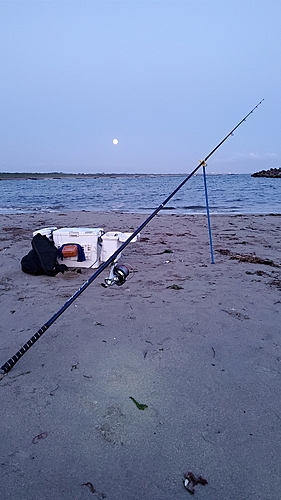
left=0, top=0, right=280, bottom=175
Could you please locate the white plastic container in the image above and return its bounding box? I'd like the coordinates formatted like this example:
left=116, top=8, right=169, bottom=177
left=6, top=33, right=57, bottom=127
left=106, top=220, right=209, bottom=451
left=33, top=227, right=58, bottom=241
left=100, top=231, right=122, bottom=262
left=118, top=232, right=140, bottom=243
left=100, top=231, right=140, bottom=262
left=53, top=227, right=103, bottom=268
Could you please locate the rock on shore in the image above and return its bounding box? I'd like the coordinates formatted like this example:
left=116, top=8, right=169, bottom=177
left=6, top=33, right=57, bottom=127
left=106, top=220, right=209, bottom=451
left=251, top=167, right=281, bottom=178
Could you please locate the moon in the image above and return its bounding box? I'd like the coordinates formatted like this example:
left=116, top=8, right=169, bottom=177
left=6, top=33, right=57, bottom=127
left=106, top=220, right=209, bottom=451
left=112, top=138, right=119, bottom=145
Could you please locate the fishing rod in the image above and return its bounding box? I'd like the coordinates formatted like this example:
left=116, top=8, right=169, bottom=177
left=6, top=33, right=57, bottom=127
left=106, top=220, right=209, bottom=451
left=0, top=99, right=264, bottom=375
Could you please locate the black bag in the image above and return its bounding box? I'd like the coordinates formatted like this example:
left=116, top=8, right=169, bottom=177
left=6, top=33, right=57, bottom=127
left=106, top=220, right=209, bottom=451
left=21, top=234, right=68, bottom=276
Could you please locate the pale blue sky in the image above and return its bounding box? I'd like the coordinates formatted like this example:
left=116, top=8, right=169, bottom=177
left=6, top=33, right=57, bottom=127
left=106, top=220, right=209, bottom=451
left=0, top=0, right=280, bottom=174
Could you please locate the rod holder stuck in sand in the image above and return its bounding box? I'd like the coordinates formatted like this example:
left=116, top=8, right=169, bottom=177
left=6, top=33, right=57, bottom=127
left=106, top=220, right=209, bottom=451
left=0, top=100, right=264, bottom=375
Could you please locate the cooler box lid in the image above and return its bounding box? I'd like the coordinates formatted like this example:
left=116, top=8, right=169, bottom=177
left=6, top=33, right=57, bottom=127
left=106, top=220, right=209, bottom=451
left=53, top=227, right=103, bottom=237
left=118, top=232, right=140, bottom=243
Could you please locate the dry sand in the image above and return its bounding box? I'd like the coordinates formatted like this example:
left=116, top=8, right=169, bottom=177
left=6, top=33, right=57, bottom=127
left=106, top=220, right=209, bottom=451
left=0, top=211, right=281, bottom=499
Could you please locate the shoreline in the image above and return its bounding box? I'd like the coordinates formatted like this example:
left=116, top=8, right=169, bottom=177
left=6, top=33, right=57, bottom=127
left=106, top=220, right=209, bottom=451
left=0, top=172, right=253, bottom=180
left=0, top=172, right=190, bottom=181
left=0, top=209, right=280, bottom=217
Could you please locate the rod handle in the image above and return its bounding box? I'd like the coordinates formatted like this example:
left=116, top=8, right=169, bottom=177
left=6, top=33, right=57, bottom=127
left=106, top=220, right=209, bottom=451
left=0, top=325, right=48, bottom=374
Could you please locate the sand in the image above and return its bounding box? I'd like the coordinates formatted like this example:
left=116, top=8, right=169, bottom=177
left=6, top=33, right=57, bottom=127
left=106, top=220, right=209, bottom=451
left=0, top=211, right=281, bottom=499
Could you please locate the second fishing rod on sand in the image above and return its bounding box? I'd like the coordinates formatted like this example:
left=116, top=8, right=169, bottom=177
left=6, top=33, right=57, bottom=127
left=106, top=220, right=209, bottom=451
left=0, top=99, right=264, bottom=375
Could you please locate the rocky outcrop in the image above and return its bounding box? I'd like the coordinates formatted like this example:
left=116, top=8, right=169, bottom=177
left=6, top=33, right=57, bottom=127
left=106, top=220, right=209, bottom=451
left=251, top=167, right=281, bottom=178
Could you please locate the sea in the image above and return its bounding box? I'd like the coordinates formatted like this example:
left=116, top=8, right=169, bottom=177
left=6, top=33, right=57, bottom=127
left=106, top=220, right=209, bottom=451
left=0, top=174, right=280, bottom=215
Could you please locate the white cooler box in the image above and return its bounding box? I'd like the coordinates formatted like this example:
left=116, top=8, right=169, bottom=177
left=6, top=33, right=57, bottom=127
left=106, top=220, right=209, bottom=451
left=53, top=227, right=104, bottom=268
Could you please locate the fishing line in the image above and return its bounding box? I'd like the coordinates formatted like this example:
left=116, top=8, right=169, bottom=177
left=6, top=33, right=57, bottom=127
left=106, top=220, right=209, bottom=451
left=0, top=99, right=264, bottom=375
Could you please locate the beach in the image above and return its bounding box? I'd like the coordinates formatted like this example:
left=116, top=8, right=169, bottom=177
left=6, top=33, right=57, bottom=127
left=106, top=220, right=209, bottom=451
left=0, top=211, right=281, bottom=499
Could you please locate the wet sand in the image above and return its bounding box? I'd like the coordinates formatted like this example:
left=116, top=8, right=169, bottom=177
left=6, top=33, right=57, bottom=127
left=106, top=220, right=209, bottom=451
left=0, top=211, right=281, bottom=499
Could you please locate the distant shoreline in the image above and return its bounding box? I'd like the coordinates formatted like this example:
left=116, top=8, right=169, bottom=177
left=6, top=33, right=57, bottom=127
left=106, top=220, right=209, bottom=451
left=0, top=172, right=249, bottom=181
left=0, top=172, right=190, bottom=181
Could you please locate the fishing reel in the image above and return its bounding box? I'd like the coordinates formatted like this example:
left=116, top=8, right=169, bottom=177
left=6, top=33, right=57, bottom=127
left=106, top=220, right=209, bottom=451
left=102, top=262, right=130, bottom=287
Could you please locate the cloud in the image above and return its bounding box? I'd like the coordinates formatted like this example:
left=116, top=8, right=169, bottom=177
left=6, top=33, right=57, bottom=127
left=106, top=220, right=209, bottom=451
left=248, top=152, right=279, bottom=160
left=213, top=152, right=279, bottom=164
left=209, top=151, right=281, bottom=174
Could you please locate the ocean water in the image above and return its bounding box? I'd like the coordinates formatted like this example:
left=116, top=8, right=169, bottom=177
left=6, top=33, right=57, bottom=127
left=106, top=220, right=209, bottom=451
left=0, top=174, right=280, bottom=215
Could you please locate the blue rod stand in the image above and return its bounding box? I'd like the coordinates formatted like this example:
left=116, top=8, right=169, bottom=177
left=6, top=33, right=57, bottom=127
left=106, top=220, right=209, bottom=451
left=202, top=164, right=215, bottom=264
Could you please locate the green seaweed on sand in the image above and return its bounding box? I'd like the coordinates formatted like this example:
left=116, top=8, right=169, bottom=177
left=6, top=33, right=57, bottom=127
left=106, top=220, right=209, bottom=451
left=129, top=396, right=148, bottom=410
